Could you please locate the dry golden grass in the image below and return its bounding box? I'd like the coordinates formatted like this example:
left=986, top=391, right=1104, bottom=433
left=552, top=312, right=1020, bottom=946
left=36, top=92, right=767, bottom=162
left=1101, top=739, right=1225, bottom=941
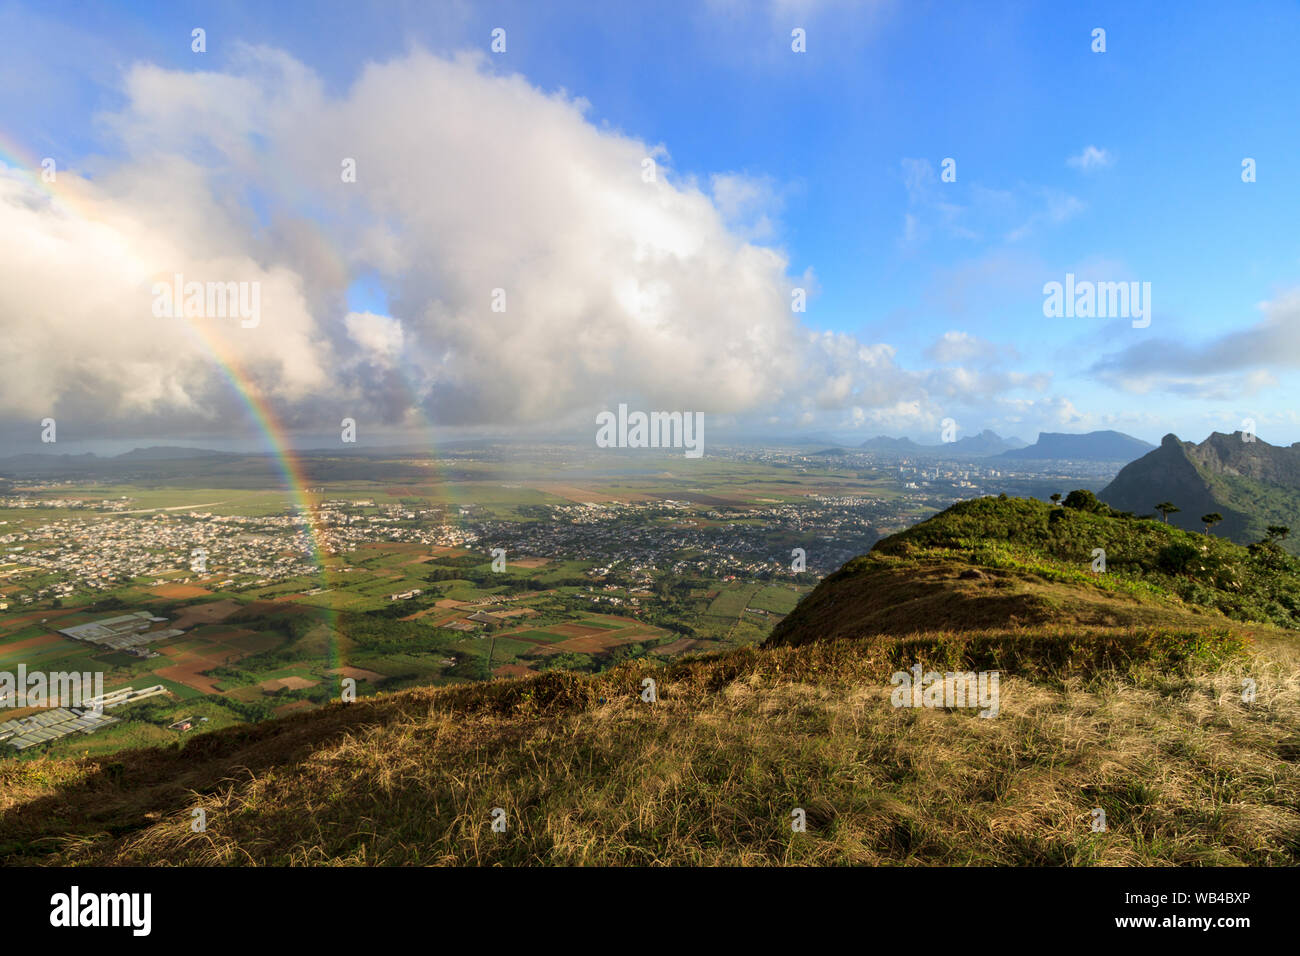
left=2, top=625, right=1297, bottom=866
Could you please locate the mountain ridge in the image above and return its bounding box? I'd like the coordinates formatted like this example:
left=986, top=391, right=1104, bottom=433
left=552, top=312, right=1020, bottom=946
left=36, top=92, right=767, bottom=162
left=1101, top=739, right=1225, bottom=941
left=854, top=429, right=1026, bottom=458
left=993, top=430, right=1154, bottom=462
left=1100, top=431, right=1300, bottom=553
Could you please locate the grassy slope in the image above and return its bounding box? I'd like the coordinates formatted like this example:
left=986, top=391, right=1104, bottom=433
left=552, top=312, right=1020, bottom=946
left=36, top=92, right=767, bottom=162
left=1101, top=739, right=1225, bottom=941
left=766, top=494, right=1299, bottom=648
left=2, top=495, right=1298, bottom=866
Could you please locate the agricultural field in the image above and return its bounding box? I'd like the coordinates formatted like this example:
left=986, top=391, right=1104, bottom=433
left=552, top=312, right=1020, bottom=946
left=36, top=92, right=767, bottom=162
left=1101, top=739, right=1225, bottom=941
left=0, top=539, right=810, bottom=761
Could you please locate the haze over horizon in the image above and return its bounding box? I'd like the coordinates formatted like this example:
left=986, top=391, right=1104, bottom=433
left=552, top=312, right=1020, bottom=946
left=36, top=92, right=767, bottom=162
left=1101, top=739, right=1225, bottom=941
left=3, top=0, right=1299, bottom=453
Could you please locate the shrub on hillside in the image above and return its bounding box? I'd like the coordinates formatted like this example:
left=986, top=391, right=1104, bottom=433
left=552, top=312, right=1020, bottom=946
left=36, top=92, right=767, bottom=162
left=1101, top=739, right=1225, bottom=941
left=1062, top=489, right=1108, bottom=514
left=1157, top=542, right=1201, bottom=575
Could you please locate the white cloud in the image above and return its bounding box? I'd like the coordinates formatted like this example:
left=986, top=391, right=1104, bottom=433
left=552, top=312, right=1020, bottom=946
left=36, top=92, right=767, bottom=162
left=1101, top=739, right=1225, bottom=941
left=0, top=45, right=1046, bottom=439
left=0, top=164, right=332, bottom=431
left=709, top=172, right=784, bottom=241
left=1090, top=288, right=1300, bottom=397
left=901, top=160, right=1081, bottom=247
left=924, top=331, right=1019, bottom=366
left=1005, top=188, right=1084, bottom=242
left=1067, top=145, right=1114, bottom=172
left=344, top=311, right=405, bottom=365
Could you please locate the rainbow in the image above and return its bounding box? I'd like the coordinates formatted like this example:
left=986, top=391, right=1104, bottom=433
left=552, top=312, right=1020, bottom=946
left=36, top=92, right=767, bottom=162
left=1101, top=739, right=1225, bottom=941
left=0, top=141, right=359, bottom=675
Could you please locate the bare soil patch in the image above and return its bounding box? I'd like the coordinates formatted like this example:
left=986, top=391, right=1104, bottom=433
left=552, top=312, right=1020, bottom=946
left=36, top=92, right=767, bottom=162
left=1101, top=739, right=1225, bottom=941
left=147, top=584, right=213, bottom=599
left=173, top=599, right=242, bottom=629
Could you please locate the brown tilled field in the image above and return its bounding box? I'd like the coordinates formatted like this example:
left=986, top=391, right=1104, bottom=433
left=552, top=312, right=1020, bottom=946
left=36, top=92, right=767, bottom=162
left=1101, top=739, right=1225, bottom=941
left=147, top=584, right=213, bottom=599
left=172, top=598, right=242, bottom=629
left=154, top=662, right=223, bottom=695
left=0, top=608, right=76, bottom=635
left=529, top=483, right=655, bottom=504
left=547, top=632, right=647, bottom=654
left=548, top=623, right=609, bottom=638
left=260, top=676, right=319, bottom=692
left=0, top=632, right=63, bottom=654
left=273, top=700, right=316, bottom=717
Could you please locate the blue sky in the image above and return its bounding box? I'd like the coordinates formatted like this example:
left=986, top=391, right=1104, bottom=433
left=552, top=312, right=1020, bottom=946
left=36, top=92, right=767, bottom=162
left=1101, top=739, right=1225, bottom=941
left=2, top=0, right=1299, bottom=448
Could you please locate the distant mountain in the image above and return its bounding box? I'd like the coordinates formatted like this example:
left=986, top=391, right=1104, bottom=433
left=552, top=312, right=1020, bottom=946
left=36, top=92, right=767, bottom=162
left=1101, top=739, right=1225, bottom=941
left=858, top=430, right=1025, bottom=459
left=0, top=449, right=220, bottom=478
left=113, top=446, right=229, bottom=461
left=1100, top=432, right=1300, bottom=552
left=859, top=435, right=926, bottom=454
left=0, top=452, right=100, bottom=477
left=994, top=430, right=1154, bottom=462
left=949, top=429, right=1027, bottom=456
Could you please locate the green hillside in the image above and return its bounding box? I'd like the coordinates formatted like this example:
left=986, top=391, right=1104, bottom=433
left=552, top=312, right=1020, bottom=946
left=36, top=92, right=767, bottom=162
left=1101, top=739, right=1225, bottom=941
left=766, top=492, right=1300, bottom=648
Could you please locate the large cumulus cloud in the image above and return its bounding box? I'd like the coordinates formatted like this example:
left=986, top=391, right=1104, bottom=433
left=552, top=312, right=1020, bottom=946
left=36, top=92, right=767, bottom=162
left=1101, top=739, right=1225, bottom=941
left=0, top=45, right=1038, bottom=440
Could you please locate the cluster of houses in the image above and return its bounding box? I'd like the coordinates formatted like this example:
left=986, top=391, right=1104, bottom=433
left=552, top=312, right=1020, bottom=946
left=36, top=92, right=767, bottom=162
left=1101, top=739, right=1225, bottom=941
left=0, top=497, right=485, bottom=604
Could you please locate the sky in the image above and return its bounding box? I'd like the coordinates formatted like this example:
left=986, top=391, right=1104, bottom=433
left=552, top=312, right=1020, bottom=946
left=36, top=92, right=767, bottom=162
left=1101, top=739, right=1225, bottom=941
left=2, top=0, right=1299, bottom=454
